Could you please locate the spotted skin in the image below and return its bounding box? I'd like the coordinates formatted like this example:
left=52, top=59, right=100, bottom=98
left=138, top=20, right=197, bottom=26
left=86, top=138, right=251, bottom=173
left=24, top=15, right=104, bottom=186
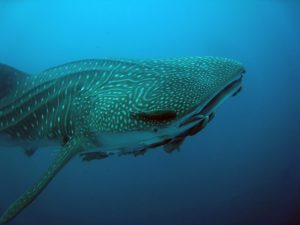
left=0, top=57, right=245, bottom=224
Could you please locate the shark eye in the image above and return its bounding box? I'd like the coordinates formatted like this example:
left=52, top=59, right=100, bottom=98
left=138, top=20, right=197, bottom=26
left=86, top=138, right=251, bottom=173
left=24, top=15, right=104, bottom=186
left=131, top=110, right=177, bottom=122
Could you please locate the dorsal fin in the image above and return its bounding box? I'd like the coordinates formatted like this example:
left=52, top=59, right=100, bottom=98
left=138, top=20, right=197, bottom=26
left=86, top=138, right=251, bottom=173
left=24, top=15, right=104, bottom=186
left=0, top=63, right=29, bottom=100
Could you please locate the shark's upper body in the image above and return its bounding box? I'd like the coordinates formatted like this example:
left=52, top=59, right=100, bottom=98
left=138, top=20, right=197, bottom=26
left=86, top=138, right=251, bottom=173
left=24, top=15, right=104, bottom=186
left=0, top=56, right=245, bottom=224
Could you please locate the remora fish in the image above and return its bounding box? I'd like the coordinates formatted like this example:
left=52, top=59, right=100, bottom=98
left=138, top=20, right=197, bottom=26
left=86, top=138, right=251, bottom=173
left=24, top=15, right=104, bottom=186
left=0, top=57, right=245, bottom=224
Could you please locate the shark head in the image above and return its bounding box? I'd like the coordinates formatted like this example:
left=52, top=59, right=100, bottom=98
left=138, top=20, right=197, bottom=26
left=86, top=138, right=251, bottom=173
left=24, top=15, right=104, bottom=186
left=90, top=56, right=245, bottom=154
left=130, top=56, right=245, bottom=128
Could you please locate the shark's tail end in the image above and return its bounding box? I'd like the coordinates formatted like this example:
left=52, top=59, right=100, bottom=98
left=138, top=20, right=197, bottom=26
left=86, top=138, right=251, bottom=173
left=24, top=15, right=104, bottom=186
left=0, top=210, right=14, bottom=225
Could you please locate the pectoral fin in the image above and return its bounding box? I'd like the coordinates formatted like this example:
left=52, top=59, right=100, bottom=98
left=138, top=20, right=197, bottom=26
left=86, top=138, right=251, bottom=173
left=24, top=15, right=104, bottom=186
left=0, top=136, right=87, bottom=225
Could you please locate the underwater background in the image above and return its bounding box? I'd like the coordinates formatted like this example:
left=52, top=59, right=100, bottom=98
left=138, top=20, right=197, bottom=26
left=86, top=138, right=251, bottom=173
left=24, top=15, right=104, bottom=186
left=0, top=0, right=299, bottom=225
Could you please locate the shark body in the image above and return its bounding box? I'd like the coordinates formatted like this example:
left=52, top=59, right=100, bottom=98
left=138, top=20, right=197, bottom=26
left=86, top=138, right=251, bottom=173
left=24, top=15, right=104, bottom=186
left=0, top=57, right=245, bottom=224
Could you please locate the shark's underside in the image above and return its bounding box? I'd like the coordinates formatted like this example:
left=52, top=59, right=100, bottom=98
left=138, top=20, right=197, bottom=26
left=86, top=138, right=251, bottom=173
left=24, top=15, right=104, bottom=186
left=0, top=57, right=245, bottom=224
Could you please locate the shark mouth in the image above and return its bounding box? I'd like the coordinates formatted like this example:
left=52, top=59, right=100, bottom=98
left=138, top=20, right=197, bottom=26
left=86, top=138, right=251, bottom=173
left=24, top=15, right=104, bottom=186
left=179, top=75, right=243, bottom=129
left=150, top=75, right=244, bottom=154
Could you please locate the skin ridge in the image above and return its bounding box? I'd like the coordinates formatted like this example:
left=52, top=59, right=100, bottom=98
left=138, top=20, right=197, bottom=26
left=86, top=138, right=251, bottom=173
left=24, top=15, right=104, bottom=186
left=0, top=68, right=112, bottom=132
left=0, top=61, right=157, bottom=138
left=0, top=58, right=147, bottom=109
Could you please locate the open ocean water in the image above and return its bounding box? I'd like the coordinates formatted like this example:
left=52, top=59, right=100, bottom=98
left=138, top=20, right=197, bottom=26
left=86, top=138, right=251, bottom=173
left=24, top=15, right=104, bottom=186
left=0, top=1, right=300, bottom=225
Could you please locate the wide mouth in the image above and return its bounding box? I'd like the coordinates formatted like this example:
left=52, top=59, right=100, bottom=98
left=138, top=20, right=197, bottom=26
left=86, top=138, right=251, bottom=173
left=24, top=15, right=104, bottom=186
left=199, top=76, right=242, bottom=115
left=179, top=74, right=243, bottom=128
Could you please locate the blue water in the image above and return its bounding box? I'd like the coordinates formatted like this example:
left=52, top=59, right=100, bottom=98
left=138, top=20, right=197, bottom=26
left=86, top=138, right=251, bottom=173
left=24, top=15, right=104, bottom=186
left=0, top=1, right=300, bottom=225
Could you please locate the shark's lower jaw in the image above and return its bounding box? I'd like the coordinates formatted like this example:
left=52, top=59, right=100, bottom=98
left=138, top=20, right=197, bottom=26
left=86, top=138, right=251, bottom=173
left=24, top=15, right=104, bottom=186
left=148, top=75, right=244, bottom=153
left=179, top=74, right=243, bottom=129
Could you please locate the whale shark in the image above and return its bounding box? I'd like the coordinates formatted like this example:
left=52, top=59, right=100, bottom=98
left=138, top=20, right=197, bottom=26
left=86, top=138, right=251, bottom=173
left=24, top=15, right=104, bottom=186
left=0, top=56, right=245, bottom=224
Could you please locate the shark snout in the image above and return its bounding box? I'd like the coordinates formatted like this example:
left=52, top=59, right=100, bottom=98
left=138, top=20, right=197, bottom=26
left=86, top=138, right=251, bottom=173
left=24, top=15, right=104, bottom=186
left=177, top=57, right=245, bottom=129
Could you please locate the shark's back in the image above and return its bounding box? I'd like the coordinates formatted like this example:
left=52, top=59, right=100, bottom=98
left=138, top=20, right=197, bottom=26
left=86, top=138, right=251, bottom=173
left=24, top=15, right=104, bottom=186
left=0, top=59, right=140, bottom=105
left=0, top=58, right=171, bottom=140
left=0, top=57, right=200, bottom=103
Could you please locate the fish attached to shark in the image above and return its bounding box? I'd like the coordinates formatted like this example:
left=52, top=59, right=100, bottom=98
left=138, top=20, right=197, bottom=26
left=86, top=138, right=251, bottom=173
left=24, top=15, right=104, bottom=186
left=0, top=56, right=245, bottom=224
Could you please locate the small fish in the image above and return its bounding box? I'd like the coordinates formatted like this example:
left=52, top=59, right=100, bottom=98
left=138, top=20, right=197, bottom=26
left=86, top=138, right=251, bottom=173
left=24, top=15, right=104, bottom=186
left=0, top=57, right=245, bottom=224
